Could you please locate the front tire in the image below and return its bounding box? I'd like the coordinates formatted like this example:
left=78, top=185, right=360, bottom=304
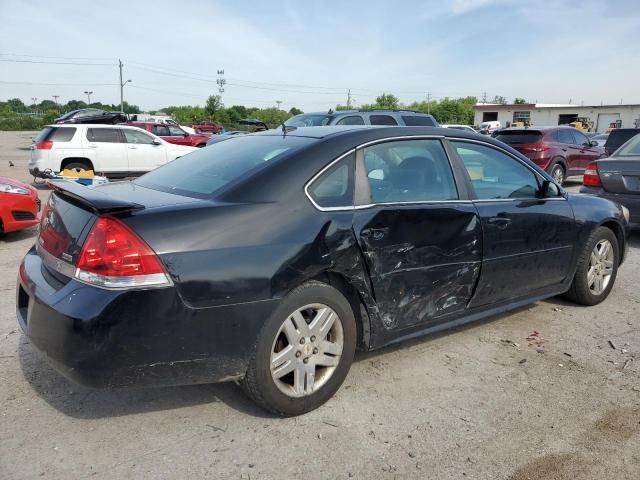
left=564, top=226, right=619, bottom=306
left=549, top=161, right=565, bottom=186
left=241, top=281, right=357, bottom=416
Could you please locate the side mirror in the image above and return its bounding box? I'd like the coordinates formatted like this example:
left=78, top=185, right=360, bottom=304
left=539, top=179, right=560, bottom=198
left=589, top=140, right=598, bottom=147
left=152, top=139, right=162, bottom=146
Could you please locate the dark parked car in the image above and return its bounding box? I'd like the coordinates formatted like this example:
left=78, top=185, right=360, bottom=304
left=17, top=126, right=629, bottom=415
left=581, top=132, right=640, bottom=223
left=55, top=108, right=128, bottom=125
left=603, top=128, right=640, bottom=157
left=285, top=109, right=439, bottom=128
left=495, top=126, right=605, bottom=185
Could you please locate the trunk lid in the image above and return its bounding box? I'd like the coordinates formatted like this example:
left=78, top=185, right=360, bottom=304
left=597, top=158, right=640, bottom=194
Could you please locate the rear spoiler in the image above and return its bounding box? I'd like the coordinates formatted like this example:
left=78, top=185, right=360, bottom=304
left=47, top=180, right=144, bottom=214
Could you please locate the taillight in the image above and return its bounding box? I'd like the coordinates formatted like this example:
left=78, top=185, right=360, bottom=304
left=35, top=140, right=53, bottom=150
left=583, top=162, right=602, bottom=187
left=75, top=217, right=171, bottom=289
left=520, top=143, right=549, bottom=153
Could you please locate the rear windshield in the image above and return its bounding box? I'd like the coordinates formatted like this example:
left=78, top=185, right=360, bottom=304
left=613, top=134, right=640, bottom=157
left=401, top=115, right=436, bottom=127
left=495, top=131, right=543, bottom=144
left=135, top=135, right=315, bottom=198
left=285, top=114, right=333, bottom=127
left=36, top=127, right=77, bottom=142
left=606, top=129, right=640, bottom=151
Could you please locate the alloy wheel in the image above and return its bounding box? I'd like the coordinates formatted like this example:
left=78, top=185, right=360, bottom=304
left=587, top=239, right=614, bottom=295
left=270, top=303, right=344, bottom=398
left=552, top=165, right=564, bottom=184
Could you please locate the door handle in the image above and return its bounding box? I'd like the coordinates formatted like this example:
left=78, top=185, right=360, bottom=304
left=88, top=144, right=98, bottom=149
left=361, top=227, right=389, bottom=240
left=487, top=217, right=511, bottom=228
left=128, top=146, right=138, bottom=149
left=561, top=148, right=567, bottom=152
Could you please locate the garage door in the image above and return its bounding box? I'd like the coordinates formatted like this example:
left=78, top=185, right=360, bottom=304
left=597, top=113, right=620, bottom=133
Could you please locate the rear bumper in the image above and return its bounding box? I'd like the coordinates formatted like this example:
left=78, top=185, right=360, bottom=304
left=16, top=246, right=279, bottom=388
left=580, top=187, right=640, bottom=223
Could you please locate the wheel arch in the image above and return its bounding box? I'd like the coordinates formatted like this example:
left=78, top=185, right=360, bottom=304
left=599, top=219, right=626, bottom=263
left=549, top=156, right=567, bottom=171
left=60, top=157, right=94, bottom=171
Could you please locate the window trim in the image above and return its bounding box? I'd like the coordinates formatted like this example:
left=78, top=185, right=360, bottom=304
left=446, top=137, right=567, bottom=202
left=86, top=127, right=124, bottom=143
left=335, top=115, right=365, bottom=126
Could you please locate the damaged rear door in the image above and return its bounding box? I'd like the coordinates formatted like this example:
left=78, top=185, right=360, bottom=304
left=352, top=138, right=482, bottom=331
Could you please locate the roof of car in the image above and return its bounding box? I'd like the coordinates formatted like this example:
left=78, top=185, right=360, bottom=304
left=257, top=125, right=476, bottom=140
left=499, top=126, right=573, bottom=132
left=298, top=110, right=435, bottom=117
left=45, top=123, right=139, bottom=129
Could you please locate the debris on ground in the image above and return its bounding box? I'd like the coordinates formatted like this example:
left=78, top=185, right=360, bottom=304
left=552, top=307, right=563, bottom=312
left=519, top=358, right=527, bottom=364
left=623, top=359, right=632, bottom=370
left=527, top=331, right=544, bottom=350
left=608, top=340, right=617, bottom=350
left=501, top=339, right=519, bottom=347
left=563, top=352, right=573, bottom=357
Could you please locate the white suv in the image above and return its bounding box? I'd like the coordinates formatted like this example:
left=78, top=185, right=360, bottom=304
left=29, top=124, right=197, bottom=178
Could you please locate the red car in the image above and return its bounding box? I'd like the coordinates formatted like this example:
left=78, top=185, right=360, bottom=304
left=128, top=122, right=210, bottom=148
left=0, top=176, right=40, bottom=234
left=191, top=121, right=224, bottom=134
left=495, top=126, right=605, bottom=185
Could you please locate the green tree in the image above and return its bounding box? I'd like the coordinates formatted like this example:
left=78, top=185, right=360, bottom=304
left=205, top=95, right=222, bottom=116
left=492, top=95, right=507, bottom=105
left=289, top=107, right=303, bottom=116
left=514, top=98, right=527, bottom=104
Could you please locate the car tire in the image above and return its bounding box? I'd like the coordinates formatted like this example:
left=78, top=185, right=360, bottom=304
left=241, top=280, right=357, bottom=416
left=549, top=160, right=565, bottom=186
left=564, top=226, right=619, bottom=306
left=196, top=143, right=206, bottom=148
left=62, top=161, right=91, bottom=174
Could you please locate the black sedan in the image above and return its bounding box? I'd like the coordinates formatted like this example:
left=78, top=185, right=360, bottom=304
left=17, top=126, right=629, bottom=416
left=581, top=132, right=640, bottom=223
left=54, top=108, right=128, bottom=125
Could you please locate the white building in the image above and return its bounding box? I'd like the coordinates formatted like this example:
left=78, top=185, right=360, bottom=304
left=473, top=103, right=640, bottom=132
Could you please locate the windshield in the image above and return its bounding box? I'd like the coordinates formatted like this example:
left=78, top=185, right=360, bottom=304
left=285, top=114, right=334, bottom=127
left=614, top=134, right=640, bottom=157
left=135, top=135, right=315, bottom=198
left=495, top=131, right=543, bottom=144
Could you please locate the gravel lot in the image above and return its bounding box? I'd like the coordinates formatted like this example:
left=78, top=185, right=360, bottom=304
left=0, top=130, right=638, bottom=479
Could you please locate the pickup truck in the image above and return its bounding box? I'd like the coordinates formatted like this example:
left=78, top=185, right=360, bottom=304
left=129, top=122, right=210, bottom=148
left=191, top=121, right=224, bottom=134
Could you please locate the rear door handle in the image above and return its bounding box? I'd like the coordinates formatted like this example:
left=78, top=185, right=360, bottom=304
left=88, top=144, right=98, bottom=149
left=487, top=217, right=511, bottom=228
left=128, top=146, right=137, bottom=149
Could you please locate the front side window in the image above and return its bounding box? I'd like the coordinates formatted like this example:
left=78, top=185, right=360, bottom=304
left=123, top=129, right=155, bottom=144
left=572, top=130, right=589, bottom=146
left=307, top=154, right=354, bottom=208
left=370, top=115, right=398, bottom=126
left=86, top=128, right=121, bottom=143
left=168, top=126, right=185, bottom=136
left=336, top=116, right=364, bottom=126
left=362, top=139, right=458, bottom=203
left=153, top=125, right=170, bottom=136
left=452, top=141, right=539, bottom=199
left=555, top=129, right=575, bottom=144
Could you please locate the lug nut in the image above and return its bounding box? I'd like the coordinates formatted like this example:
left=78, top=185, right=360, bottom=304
left=295, top=351, right=302, bottom=358
left=303, top=357, right=309, bottom=364
left=310, top=336, right=316, bottom=342
left=300, top=338, right=305, bottom=344
left=313, top=348, right=318, bottom=354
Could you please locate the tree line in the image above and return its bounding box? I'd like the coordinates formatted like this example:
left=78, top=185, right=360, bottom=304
left=0, top=93, right=526, bottom=131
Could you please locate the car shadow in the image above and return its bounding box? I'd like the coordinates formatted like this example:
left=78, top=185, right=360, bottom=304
left=18, top=304, right=534, bottom=420
left=0, top=227, right=38, bottom=243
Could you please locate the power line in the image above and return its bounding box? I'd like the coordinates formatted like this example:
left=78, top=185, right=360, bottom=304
left=0, top=58, right=115, bottom=66
left=0, top=52, right=116, bottom=61
left=0, top=80, right=118, bottom=86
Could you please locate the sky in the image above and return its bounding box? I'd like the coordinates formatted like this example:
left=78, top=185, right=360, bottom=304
left=1, top=0, right=639, bottom=112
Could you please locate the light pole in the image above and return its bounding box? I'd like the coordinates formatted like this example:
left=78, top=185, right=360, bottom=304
left=276, top=100, right=283, bottom=110
left=119, top=59, right=131, bottom=112
left=31, top=97, right=37, bottom=106
left=84, top=91, right=93, bottom=104
left=53, top=95, right=59, bottom=105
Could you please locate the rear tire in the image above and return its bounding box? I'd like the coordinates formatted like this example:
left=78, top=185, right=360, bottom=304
left=549, top=161, right=565, bottom=185
left=241, top=281, right=357, bottom=416
left=61, top=161, right=91, bottom=174
left=564, top=226, right=619, bottom=306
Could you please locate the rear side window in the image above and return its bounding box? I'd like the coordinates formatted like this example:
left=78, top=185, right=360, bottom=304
left=572, top=130, right=589, bottom=146
left=153, top=125, right=171, bottom=136
left=36, top=127, right=76, bottom=142
left=362, top=139, right=458, bottom=203
left=555, top=129, right=575, bottom=144
left=336, top=116, right=365, bottom=126
left=401, top=115, right=435, bottom=127
left=370, top=115, right=398, bottom=126
left=86, top=128, right=122, bottom=143
left=307, top=153, right=354, bottom=208
left=495, top=131, right=543, bottom=144
left=136, top=135, right=315, bottom=198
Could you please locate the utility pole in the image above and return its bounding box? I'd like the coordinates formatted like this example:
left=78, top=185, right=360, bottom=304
left=118, top=59, right=131, bottom=113
left=84, top=91, right=93, bottom=104
left=481, top=91, right=487, bottom=103
left=276, top=100, right=283, bottom=110
left=31, top=97, right=37, bottom=106
left=346, top=89, right=352, bottom=109
left=53, top=95, right=59, bottom=105
left=426, top=92, right=431, bottom=114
